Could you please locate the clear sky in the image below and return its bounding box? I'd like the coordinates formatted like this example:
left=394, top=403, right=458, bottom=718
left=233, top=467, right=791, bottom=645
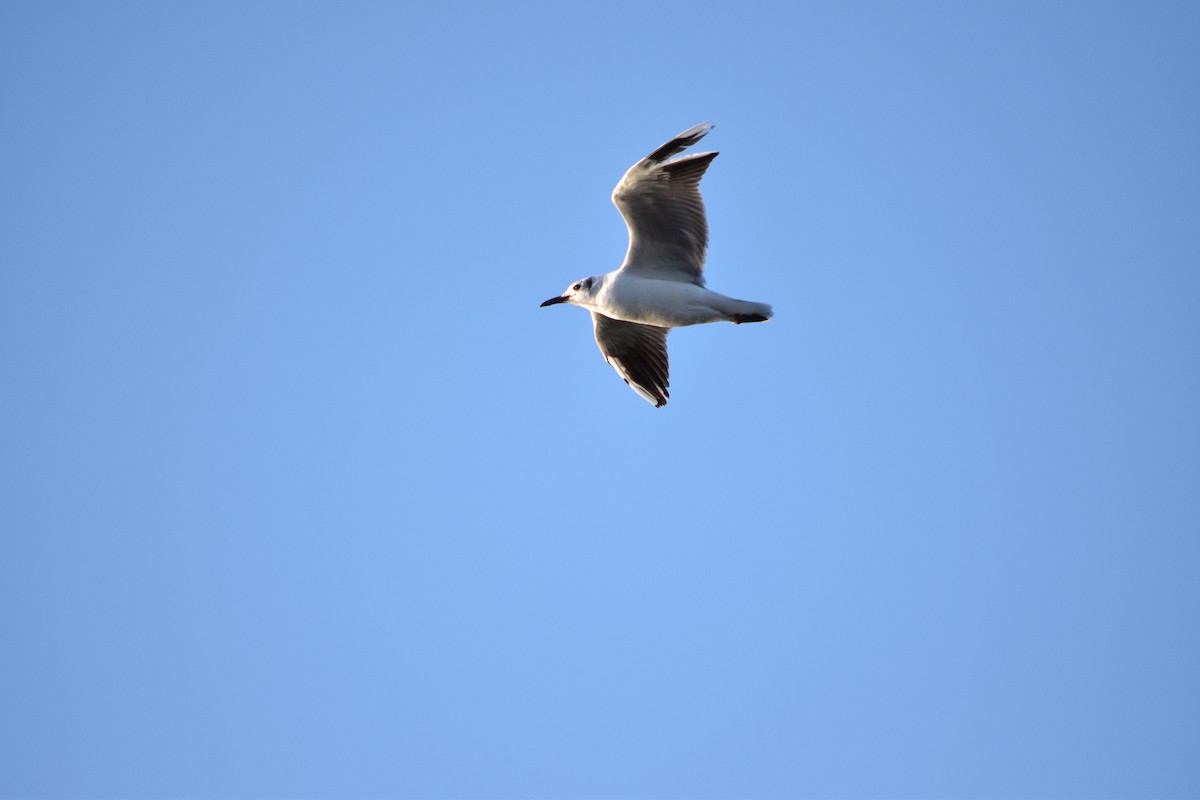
left=2, top=2, right=1198, bottom=798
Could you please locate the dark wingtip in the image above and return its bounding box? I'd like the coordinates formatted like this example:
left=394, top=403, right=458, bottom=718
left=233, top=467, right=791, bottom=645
left=647, top=122, right=715, bottom=163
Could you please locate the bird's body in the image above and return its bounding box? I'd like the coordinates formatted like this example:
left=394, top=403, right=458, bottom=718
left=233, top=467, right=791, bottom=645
left=541, top=122, right=772, bottom=407
left=591, top=272, right=770, bottom=329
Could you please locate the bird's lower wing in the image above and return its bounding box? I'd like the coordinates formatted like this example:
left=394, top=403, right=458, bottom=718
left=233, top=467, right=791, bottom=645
left=591, top=313, right=671, bottom=407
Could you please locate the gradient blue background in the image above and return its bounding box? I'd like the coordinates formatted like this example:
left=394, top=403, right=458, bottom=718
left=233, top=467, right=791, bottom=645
left=3, top=2, right=1198, bottom=797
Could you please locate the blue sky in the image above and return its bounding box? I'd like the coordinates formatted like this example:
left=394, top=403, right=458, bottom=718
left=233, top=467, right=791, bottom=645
left=2, top=1, right=1198, bottom=797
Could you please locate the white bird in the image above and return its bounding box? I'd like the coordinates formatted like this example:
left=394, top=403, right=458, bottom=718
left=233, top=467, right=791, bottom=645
left=541, top=122, right=772, bottom=407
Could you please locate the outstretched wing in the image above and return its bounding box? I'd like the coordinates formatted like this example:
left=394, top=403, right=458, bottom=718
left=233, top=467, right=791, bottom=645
left=611, top=122, right=716, bottom=286
left=591, top=312, right=670, bottom=407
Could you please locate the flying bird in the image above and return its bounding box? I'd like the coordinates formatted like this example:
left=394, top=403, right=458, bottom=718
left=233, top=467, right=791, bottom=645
left=541, top=122, right=772, bottom=407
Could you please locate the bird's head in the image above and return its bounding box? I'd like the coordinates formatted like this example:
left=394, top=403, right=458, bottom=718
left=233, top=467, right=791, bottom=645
left=540, top=276, right=597, bottom=309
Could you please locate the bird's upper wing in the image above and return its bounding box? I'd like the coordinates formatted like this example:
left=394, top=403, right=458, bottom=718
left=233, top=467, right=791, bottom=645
left=611, top=122, right=717, bottom=286
left=591, top=312, right=670, bottom=407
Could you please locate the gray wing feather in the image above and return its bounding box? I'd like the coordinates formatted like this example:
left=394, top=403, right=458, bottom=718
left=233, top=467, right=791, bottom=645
left=591, top=312, right=671, bottom=407
left=612, top=122, right=716, bottom=286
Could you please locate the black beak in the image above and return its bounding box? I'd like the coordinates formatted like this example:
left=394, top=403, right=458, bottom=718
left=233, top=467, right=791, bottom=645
left=540, top=295, right=568, bottom=307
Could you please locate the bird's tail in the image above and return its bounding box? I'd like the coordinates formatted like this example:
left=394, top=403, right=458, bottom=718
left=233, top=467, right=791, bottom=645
left=726, top=298, right=773, bottom=324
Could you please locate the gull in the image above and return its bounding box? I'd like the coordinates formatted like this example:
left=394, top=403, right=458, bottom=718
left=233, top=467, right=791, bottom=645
left=541, top=122, right=772, bottom=407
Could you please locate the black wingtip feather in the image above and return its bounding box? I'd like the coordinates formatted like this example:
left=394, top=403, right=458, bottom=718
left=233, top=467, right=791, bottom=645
left=646, top=122, right=714, bottom=163
left=662, top=151, right=718, bottom=183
